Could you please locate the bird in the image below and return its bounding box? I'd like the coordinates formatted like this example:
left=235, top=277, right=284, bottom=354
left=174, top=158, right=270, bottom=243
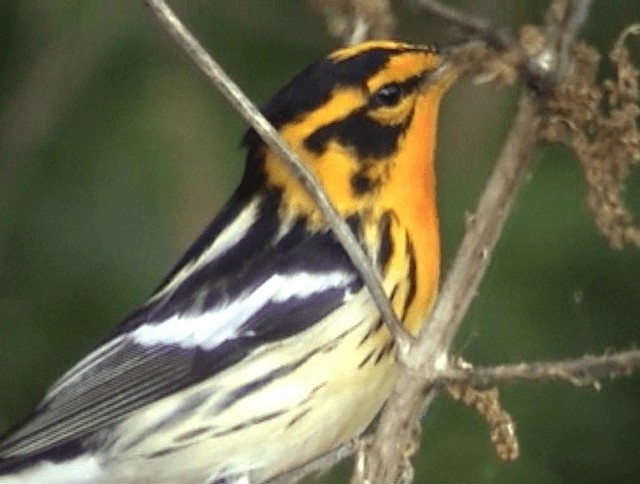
left=0, top=40, right=457, bottom=483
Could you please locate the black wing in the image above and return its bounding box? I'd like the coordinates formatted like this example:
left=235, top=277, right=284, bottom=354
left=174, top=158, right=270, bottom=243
left=0, top=188, right=362, bottom=462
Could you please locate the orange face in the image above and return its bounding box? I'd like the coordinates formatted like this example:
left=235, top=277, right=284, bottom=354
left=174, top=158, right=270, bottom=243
left=260, top=41, right=457, bottom=332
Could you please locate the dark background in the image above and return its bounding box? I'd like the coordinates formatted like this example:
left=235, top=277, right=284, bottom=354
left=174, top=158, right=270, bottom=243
left=1, top=1, right=639, bottom=482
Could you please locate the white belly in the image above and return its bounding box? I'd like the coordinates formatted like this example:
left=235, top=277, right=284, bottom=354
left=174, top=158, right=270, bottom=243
left=101, top=289, right=398, bottom=483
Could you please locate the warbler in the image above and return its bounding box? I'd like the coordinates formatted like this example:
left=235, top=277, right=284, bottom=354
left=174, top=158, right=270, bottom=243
left=0, top=40, right=456, bottom=483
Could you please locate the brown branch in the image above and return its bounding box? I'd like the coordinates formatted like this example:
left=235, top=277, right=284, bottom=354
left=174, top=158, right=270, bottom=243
left=357, top=1, right=593, bottom=482
left=440, top=350, right=640, bottom=389
left=144, top=0, right=412, bottom=350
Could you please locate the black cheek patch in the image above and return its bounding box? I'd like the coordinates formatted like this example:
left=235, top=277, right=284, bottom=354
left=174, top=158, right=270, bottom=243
left=304, top=110, right=406, bottom=159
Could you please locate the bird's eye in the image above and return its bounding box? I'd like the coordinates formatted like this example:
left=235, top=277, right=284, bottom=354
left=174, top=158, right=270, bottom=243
left=372, top=83, right=402, bottom=108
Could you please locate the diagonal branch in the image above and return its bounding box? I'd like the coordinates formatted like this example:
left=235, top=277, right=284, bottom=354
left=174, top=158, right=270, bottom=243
left=356, top=90, right=541, bottom=484
left=144, top=0, right=412, bottom=350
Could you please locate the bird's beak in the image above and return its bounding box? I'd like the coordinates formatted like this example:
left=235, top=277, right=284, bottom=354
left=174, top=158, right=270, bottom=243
left=426, top=57, right=459, bottom=95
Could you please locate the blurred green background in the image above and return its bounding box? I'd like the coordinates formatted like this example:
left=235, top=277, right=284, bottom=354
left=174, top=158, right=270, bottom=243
left=1, top=1, right=639, bottom=483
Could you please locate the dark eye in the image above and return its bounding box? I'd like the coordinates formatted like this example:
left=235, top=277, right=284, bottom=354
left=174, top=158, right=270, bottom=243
left=371, top=83, right=402, bottom=108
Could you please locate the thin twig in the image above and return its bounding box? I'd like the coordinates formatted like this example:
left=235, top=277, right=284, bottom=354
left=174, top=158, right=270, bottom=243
left=144, top=0, right=412, bottom=350
left=440, top=349, right=640, bottom=388
left=416, top=0, right=591, bottom=93
left=553, top=0, right=593, bottom=81
left=415, top=0, right=515, bottom=51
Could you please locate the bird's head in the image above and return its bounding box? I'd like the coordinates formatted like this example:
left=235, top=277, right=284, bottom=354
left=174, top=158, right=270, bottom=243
left=243, top=40, right=457, bottom=223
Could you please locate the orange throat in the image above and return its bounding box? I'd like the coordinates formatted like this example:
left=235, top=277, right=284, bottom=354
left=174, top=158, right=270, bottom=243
left=379, top=89, right=443, bottom=335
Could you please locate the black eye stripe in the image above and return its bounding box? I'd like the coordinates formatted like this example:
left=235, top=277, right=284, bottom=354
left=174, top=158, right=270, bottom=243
left=304, top=109, right=408, bottom=159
